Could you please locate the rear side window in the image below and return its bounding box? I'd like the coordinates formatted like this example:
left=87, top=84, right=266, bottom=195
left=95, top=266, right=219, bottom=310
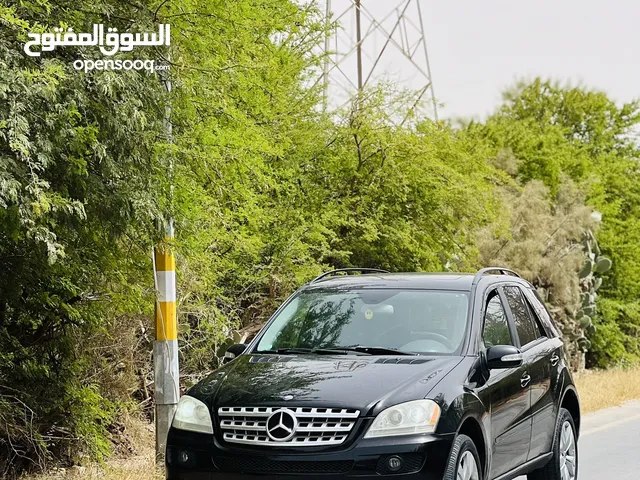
left=503, top=286, right=545, bottom=347
left=525, top=289, right=559, bottom=338
left=482, top=293, right=513, bottom=347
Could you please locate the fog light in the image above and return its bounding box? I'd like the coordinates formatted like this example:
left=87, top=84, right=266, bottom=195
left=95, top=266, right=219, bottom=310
left=178, top=450, right=191, bottom=464
left=387, top=455, right=403, bottom=472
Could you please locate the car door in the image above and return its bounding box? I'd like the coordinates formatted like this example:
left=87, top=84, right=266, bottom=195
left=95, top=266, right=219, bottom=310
left=522, top=286, right=566, bottom=459
left=480, top=288, right=532, bottom=479
left=501, top=285, right=558, bottom=461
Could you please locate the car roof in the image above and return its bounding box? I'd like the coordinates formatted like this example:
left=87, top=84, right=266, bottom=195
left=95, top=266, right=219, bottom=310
left=302, top=272, right=531, bottom=291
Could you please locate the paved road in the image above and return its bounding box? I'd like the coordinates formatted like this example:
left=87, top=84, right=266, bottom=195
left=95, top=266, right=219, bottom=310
left=516, top=400, right=640, bottom=480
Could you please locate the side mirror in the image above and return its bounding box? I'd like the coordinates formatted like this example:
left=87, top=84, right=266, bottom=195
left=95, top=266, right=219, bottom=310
left=486, top=345, right=523, bottom=369
left=223, top=344, right=247, bottom=364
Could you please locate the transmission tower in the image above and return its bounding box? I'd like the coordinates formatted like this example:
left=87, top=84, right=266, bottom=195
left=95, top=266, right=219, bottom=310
left=322, top=0, right=439, bottom=122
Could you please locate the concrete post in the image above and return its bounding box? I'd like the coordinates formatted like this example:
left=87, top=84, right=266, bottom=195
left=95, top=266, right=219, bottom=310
left=153, top=220, right=179, bottom=463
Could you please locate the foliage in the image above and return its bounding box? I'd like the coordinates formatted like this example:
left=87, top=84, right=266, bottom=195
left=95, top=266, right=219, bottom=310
left=479, top=80, right=640, bottom=367
left=589, top=299, right=640, bottom=368
left=162, top=0, right=331, bottom=375
left=486, top=80, right=640, bottom=299
left=0, top=0, right=164, bottom=474
left=303, top=92, right=503, bottom=273
left=476, top=178, right=599, bottom=367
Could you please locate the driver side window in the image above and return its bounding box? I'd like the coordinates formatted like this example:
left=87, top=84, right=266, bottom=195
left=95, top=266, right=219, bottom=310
left=483, top=292, right=513, bottom=348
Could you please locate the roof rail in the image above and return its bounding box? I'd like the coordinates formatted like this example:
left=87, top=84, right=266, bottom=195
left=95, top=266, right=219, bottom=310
left=472, top=267, right=521, bottom=285
left=310, top=268, right=390, bottom=284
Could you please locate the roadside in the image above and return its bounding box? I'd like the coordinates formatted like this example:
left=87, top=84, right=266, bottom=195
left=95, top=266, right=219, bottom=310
left=575, top=366, right=640, bottom=413
left=23, top=417, right=162, bottom=480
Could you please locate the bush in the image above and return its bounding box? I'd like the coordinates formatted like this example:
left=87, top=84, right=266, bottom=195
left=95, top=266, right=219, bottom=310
left=588, top=299, right=640, bottom=368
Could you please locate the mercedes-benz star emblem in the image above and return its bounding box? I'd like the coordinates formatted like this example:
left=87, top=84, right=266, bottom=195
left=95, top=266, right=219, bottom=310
left=266, top=409, right=298, bottom=442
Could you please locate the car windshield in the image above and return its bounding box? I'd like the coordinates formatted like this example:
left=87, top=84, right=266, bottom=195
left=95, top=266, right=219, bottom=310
left=255, top=289, right=470, bottom=355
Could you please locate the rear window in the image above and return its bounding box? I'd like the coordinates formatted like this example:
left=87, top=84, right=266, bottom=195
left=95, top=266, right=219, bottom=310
left=503, top=286, right=544, bottom=346
left=524, top=288, right=559, bottom=338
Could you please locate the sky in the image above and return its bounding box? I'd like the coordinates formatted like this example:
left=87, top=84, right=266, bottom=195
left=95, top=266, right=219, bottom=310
left=325, top=0, right=639, bottom=121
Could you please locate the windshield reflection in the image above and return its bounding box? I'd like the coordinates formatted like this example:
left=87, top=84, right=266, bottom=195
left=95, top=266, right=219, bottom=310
left=255, top=289, right=469, bottom=355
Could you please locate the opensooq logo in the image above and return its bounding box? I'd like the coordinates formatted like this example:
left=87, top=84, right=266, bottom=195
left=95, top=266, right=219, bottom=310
left=24, top=24, right=170, bottom=57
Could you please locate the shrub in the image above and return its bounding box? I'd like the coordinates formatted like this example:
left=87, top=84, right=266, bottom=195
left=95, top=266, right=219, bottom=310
left=588, top=299, right=640, bottom=368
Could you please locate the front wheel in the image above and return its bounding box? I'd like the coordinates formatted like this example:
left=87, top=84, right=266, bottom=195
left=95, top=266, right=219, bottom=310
left=443, top=434, right=481, bottom=480
left=528, top=408, right=578, bottom=480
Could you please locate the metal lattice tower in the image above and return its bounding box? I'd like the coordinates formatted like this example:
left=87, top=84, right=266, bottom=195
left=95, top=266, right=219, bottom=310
left=321, top=0, right=439, bottom=122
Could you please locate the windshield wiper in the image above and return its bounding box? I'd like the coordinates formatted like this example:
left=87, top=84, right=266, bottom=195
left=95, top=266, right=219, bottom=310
left=256, top=347, right=314, bottom=355
left=256, top=346, right=413, bottom=356
left=318, top=345, right=414, bottom=356
left=260, top=347, right=365, bottom=356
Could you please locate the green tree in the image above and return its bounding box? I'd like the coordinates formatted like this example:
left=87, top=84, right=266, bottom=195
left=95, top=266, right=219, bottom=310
left=158, top=0, right=331, bottom=371
left=476, top=178, right=599, bottom=368
left=299, top=89, right=503, bottom=274
left=0, top=0, right=165, bottom=472
left=478, top=79, right=640, bottom=367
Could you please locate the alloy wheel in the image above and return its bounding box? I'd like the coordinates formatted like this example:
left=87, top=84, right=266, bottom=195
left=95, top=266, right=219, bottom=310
left=457, top=450, right=480, bottom=480
left=559, top=421, right=577, bottom=480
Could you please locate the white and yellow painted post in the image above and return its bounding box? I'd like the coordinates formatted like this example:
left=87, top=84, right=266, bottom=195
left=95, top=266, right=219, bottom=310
left=154, top=43, right=179, bottom=462
left=153, top=220, right=179, bottom=462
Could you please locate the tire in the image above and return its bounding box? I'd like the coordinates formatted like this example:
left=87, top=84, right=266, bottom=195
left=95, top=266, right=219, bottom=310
left=443, top=433, right=482, bottom=480
left=528, top=408, right=578, bottom=480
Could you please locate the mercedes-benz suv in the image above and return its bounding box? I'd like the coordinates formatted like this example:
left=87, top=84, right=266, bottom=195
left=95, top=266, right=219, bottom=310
left=166, top=267, right=580, bottom=480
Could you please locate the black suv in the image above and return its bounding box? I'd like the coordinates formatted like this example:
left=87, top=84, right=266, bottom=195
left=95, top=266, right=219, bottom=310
left=166, top=268, right=580, bottom=480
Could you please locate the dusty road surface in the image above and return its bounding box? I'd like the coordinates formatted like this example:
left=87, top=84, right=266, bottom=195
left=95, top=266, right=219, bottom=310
left=516, top=400, right=640, bottom=480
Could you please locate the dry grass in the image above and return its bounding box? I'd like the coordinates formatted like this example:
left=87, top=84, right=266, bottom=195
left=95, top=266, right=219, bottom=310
left=23, top=457, right=161, bottom=480
left=575, top=366, right=640, bottom=414
left=22, top=416, right=162, bottom=480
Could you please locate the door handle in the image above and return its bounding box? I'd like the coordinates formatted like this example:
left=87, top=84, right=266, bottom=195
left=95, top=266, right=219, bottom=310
left=550, top=354, right=560, bottom=367
left=521, top=374, right=531, bottom=388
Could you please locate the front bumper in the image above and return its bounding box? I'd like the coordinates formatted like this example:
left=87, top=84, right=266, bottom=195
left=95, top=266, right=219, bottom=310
left=166, top=427, right=455, bottom=480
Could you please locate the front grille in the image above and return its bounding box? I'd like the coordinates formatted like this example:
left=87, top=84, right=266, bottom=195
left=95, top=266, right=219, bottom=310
left=213, top=457, right=354, bottom=474
left=218, top=406, right=360, bottom=446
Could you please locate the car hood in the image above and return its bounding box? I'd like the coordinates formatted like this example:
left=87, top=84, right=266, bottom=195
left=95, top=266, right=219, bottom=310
left=188, top=354, right=463, bottom=416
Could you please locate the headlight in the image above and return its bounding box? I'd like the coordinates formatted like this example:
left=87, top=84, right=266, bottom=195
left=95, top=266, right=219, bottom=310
left=364, top=400, right=441, bottom=438
left=172, top=395, right=213, bottom=434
